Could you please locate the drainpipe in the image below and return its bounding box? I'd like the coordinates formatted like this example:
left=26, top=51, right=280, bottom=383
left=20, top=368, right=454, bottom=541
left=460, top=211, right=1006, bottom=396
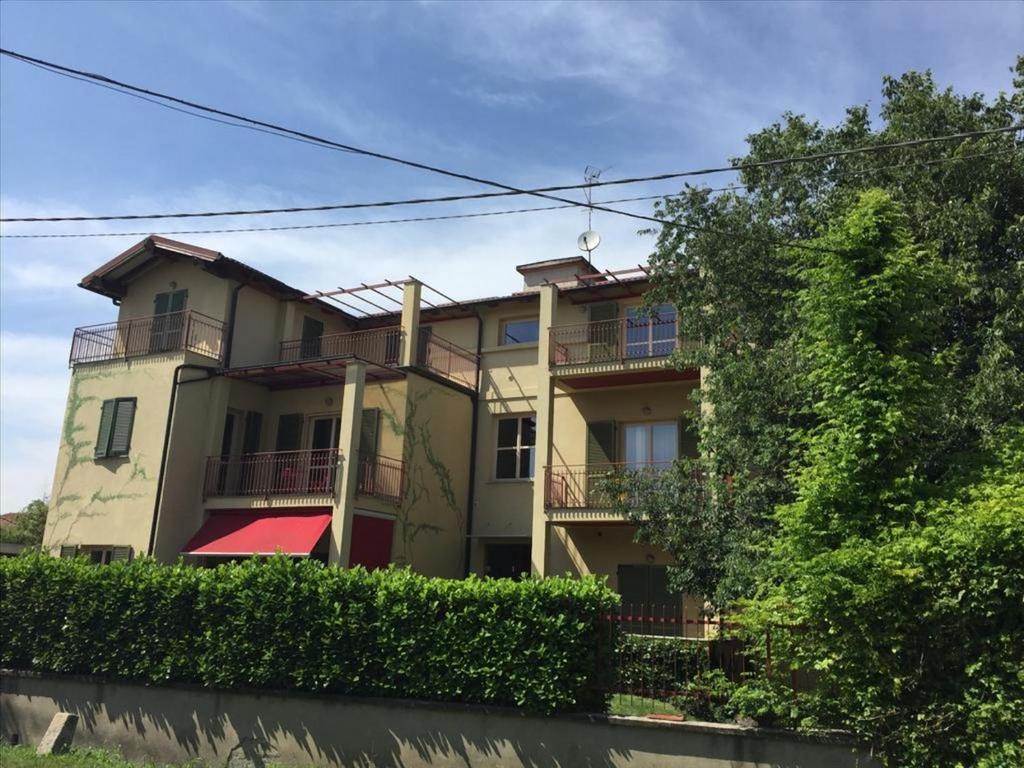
left=147, top=363, right=219, bottom=557
left=221, top=282, right=247, bottom=368
left=462, top=312, right=484, bottom=577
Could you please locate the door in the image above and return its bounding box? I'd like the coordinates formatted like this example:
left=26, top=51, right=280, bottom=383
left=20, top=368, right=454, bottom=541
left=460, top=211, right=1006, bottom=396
left=625, top=303, right=676, bottom=359
left=308, top=416, right=340, bottom=493
left=150, top=289, right=188, bottom=353
left=349, top=514, right=394, bottom=570
left=616, top=564, right=678, bottom=635
left=623, top=422, right=678, bottom=470
left=216, top=411, right=239, bottom=494
left=300, top=316, right=324, bottom=360
left=484, top=543, right=531, bottom=579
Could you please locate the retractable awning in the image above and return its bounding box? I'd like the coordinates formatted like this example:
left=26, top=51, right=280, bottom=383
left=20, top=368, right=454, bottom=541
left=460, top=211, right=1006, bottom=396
left=182, top=509, right=331, bottom=557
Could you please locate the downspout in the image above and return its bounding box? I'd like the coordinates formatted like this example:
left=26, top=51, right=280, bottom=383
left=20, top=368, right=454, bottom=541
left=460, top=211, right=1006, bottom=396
left=147, top=363, right=218, bottom=557
left=221, top=282, right=246, bottom=368
left=462, top=312, right=484, bottom=577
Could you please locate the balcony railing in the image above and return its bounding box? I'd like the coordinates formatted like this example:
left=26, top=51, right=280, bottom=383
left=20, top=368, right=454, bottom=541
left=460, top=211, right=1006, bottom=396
left=204, top=448, right=341, bottom=498
left=545, top=461, right=675, bottom=509
left=357, top=453, right=406, bottom=505
left=70, top=310, right=226, bottom=366
left=417, top=334, right=479, bottom=389
left=549, top=312, right=678, bottom=367
left=278, top=326, right=403, bottom=367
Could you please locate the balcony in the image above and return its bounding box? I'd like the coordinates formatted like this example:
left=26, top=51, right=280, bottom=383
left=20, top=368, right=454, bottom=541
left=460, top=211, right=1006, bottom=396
left=203, top=449, right=407, bottom=505
left=417, top=334, right=479, bottom=390
left=204, top=449, right=341, bottom=498
left=70, top=310, right=225, bottom=366
left=550, top=312, right=678, bottom=368
left=544, top=461, right=675, bottom=521
left=356, top=453, right=407, bottom=505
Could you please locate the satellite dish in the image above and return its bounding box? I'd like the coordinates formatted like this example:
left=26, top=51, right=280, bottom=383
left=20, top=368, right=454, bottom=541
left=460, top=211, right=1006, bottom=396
left=578, top=230, right=601, bottom=254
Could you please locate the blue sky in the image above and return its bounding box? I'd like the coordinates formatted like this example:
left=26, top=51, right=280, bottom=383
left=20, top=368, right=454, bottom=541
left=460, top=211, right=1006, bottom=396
left=1, top=0, right=1021, bottom=512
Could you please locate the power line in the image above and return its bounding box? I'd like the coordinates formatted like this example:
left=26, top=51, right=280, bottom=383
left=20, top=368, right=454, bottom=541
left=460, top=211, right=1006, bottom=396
left=3, top=148, right=1015, bottom=241
left=1, top=46, right=1020, bottom=231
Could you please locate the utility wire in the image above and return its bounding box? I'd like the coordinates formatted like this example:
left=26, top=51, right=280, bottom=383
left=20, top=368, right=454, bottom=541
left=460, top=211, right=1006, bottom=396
left=1, top=45, right=1021, bottom=241
left=1, top=149, right=1015, bottom=240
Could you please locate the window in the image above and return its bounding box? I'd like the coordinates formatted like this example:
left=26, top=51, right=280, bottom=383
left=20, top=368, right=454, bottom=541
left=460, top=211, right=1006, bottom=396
left=73, top=546, right=132, bottom=565
left=150, top=289, right=188, bottom=353
left=625, top=303, right=677, bottom=359
left=95, top=398, right=137, bottom=458
left=622, top=421, right=678, bottom=468
left=500, top=318, right=540, bottom=345
left=495, top=415, right=536, bottom=479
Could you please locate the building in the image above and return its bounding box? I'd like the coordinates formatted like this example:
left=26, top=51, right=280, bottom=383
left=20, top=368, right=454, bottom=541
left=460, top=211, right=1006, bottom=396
left=44, top=236, right=703, bottom=622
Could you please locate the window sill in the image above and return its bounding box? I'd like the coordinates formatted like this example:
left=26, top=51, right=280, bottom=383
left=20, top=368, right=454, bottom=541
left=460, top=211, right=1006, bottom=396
left=486, top=478, right=535, bottom=485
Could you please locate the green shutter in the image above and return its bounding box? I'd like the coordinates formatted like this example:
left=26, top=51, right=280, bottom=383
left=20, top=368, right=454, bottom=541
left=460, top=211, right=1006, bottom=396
left=109, top=399, right=136, bottom=456
left=275, top=413, right=303, bottom=451
left=360, top=408, right=380, bottom=457
left=153, top=292, right=171, bottom=316
left=242, top=412, right=263, bottom=454
left=588, top=302, right=619, bottom=323
left=169, top=289, right=188, bottom=313
left=59, top=545, right=78, bottom=559
left=678, top=414, right=699, bottom=459
left=110, top=546, right=133, bottom=563
left=95, top=400, right=116, bottom=458
left=586, top=421, right=617, bottom=465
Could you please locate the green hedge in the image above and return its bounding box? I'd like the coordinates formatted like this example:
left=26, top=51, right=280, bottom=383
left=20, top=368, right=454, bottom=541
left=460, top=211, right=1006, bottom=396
left=616, top=634, right=711, bottom=694
left=0, top=553, right=619, bottom=713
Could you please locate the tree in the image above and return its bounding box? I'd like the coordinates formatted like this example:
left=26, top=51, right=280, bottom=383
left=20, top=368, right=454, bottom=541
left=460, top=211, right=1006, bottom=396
left=625, top=59, right=1024, bottom=607
left=1, top=498, right=48, bottom=546
left=740, top=190, right=1024, bottom=768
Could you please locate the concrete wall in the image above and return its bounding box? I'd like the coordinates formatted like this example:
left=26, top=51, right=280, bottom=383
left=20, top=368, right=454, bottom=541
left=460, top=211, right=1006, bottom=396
left=0, top=672, right=880, bottom=768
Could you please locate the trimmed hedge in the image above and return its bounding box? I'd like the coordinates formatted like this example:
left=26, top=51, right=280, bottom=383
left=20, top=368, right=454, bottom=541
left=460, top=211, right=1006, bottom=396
left=616, top=634, right=711, bottom=694
left=0, top=553, right=619, bottom=713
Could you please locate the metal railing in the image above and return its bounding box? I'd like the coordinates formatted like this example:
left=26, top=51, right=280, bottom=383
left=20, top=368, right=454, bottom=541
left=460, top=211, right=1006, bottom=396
left=545, top=461, right=675, bottom=509
left=417, top=334, right=479, bottom=389
left=356, top=453, right=406, bottom=505
left=278, top=326, right=403, bottom=367
left=70, top=310, right=226, bottom=366
left=549, top=312, right=678, bottom=366
left=204, top=448, right=341, bottom=498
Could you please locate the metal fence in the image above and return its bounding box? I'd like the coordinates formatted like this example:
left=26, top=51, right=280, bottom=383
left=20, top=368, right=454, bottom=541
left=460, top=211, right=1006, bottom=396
left=204, top=449, right=340, bottom=498
left=356, top=453, right=406, bottom=505
left=70, top=310, right=226, bottom=366
left=550, top=312, right=678, bottom=366
left=278, top=326, right=403, bottom=367
left=418, top=334, right=479, bottom=389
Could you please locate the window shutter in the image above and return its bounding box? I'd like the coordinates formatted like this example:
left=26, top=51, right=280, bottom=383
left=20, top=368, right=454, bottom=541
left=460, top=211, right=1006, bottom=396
left=168, top=289, right=188, bottom=313
left=59, top=545, right=78, bottom=559
left=678, top=414, right=699, bottom=459
left=360, top=408, right=380, bottom=457
left=586, top=421, right=617, bottom=465
left=588, top=302, right=619, bottom=323
left=95, top=400, right=116, bottom=458
left=242, top=412, right=263, bottom=454
left=109, top=399, right=136, bottom=456
left=153, top=292, right=171, bottom=316
left=275, top=413, right=304, bottom=451
left=110, top=546, right=133, bottom=563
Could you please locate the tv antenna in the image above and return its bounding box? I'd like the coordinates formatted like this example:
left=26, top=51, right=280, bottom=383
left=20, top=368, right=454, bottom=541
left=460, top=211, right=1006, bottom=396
left=578, top=165, right=604, bottom=259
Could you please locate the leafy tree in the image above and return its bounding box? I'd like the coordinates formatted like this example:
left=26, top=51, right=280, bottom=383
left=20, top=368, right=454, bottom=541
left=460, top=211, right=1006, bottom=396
left=738, top=190, right=1024, bottom=768
left=622, top=59, right=1024, bottom=607
left=1, top=498, right=48, bottom=546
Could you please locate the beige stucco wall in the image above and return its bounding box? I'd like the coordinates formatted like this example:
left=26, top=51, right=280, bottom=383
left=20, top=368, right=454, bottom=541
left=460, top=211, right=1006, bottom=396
left=1, top=672, right=880, bottom=768
left=45, top=355, right=184, bottom=557
left=117, top=258, right=231, bottom=323
left=229, top=287, right=282, bottom=367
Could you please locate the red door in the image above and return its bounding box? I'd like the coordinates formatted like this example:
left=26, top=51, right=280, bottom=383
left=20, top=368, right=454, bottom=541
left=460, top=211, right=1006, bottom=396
left=349, top=514, right=394, bottom=570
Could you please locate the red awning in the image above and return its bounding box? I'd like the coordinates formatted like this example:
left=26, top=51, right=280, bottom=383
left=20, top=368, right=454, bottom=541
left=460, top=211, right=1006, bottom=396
left=182, top=509, right=331, bottom=556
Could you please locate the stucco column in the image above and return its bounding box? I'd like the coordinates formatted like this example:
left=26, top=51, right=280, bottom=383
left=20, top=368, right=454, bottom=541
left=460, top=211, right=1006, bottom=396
left=329, top=361, right=366, bottom=567
left=530, top=284, right=557, bottom=576
left=400, top=280, right=422, bottom=367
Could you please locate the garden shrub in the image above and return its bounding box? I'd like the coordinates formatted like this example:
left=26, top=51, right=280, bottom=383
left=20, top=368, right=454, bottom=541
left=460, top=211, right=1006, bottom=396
left=0, top=554, right=619, bottom=714
left=615, top=634, right=710, bottom=696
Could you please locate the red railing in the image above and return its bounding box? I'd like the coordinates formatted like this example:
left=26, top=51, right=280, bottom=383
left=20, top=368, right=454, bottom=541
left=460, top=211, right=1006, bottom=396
left=549, top=312, right=678, bottom=366
left=204, top=448, right=340, bottom=498
left=278, top=326, right=403, bottom=367
left=417, top=334, right=479, bottom=389
left=545, top=461, right=676, bottom=509
left=70, top=310, right=226, bottom=366
left=356, top=453, right=406, bottom=505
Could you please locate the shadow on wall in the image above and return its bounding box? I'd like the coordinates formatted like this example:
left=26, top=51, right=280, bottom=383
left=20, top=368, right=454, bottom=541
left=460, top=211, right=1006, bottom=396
left=0, top=672, right=878, bottom=768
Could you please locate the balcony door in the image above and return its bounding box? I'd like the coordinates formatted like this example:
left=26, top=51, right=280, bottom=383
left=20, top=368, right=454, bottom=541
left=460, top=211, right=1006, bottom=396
left=622, top=421, right=678, bottom=470
left=300, top=316, right=324, bottom=360
left=150, top=289, right=188, bottom=354
left=625, top=303, right=676, bottom=359
left=308, top=416, right=341, bottom=494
